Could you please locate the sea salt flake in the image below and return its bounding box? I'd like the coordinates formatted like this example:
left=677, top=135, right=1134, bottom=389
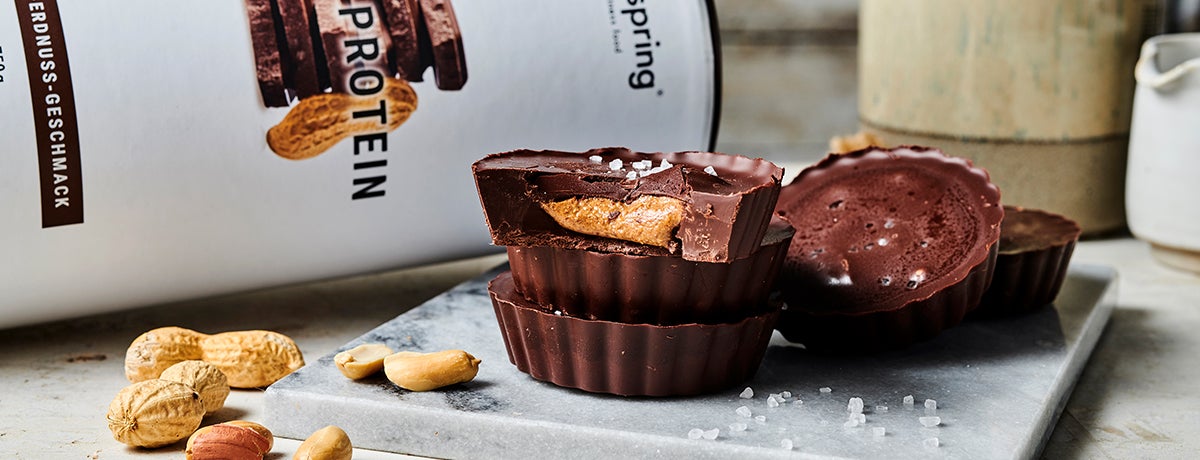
left=924, top=437, right=940, bottom=448
left=781, top=391, right=792, bottom=399
left=626, top=171, right=638, bottom=180
left=903, top=395, right=915, bottom=406
left=768, top=397, right=780, bottom=408
left=632, top=160, right=649, bottom=170
left=919, top=416, right=941, bottom=427
left=660, top=160, right=672, bottom=169
left=877, top=238, right=889, bottom=246
left=828, top=274, right=853, bottom=286
left=736, top=406, right=752, bottom=418
left=852, top=413, right=866, bottom=424
left=702, top=429, right=719, bottom=440
left=848, top=397, right=864, bottom=413
left=876, top=405, right=888, bottom=412
left=739, top=387, right=754, bottom=399
left=925, top=399, right=937, bottom=410
left=793, top=399, right=804, bottom=407
left=729, top=422, right=748, bottom=432
left=819, top=387, right=833, bottom=394
left=609, top=159, right=624, bottom=170
left=704, top=165, right=718, bottom=176
left=687, top=428, right=704, bottom=439
left=781, top=439, right=794, bottom=450
left=884, top=219, right=896, bottom=229
left=873, top=427, right=886, bottom=437
left=907, top=269, right=927, bottom=289
left=589, top=155, right=603, bottom=163
left=843, top=419, right=860, bottom=428
left=754, top=415, right=767, bottom=424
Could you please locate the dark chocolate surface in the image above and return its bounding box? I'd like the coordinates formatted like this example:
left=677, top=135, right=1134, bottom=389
left=489, top=271, right=779, bottom=397
left=507, top=216, right=793, bottom=325
left=998, top=206, right=1082, bottom=254
left=774, top=146, right=1003, bottom=314
left=246, top=0, right=288, bottom=107
left=473, top=147, right=783, bottom=263
left=419, top=0, right=466, bottom=90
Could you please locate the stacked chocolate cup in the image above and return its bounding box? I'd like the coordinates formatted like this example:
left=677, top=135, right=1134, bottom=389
left=473, top=148, right=790, bottom=397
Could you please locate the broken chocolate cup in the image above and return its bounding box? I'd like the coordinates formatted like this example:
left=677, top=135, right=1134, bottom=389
left=488, top=272, right=779, bottom=397
left=773, top=146, right=1004, bottom=352
left=507, top=216, right=794, bottom=325
left=472, top=147, right=784, bottom=263
left=972, top=206, right=1081, bottom=318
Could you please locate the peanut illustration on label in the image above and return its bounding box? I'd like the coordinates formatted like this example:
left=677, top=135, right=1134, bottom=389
left=267, top=77, right=417, bottom=160
left=247, top=0, right=467, bottom=161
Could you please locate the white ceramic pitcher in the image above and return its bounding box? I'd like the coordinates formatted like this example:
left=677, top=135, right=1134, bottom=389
left=1127, top=33, right=1200, bottom=273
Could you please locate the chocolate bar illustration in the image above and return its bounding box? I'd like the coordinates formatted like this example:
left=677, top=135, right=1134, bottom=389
left=244, top=0, right=466, bottom=108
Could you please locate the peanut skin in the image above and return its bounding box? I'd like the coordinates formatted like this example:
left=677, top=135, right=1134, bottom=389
left=267, top=76, right=417, bottom=160
left=384, top=350, right=481, bottom=392
left=201, top=330, right=305, bottom=388
left=124, top=326, right=305, bottom=389
left=159, top=360, right=230, bottom=414
left=185, top=423, right=271, bottom=460
left=125, top=326, right=206, bottom=383
left=106, top=379, right=205, bottom=448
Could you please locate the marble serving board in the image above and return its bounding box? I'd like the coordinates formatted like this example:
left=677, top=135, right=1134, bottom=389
left=265, top=264, right=1116, bottom=460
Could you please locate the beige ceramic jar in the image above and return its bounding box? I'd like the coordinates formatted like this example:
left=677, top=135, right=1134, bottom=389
left=859, top=0, right=1157, bottom=235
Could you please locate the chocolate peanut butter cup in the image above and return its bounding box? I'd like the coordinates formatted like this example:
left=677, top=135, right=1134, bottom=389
left=972, top=206, right=1080, bottom=318
left=488, top=272, right=779, bottom=397
left=473, top=148, right=784, bottom=263
left=773, top=146, right=1003, bottom=352
left=507, top=216, right=794, bottom=325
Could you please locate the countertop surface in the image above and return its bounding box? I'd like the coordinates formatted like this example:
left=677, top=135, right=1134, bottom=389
left=0, top=237, right=1197, bottom=459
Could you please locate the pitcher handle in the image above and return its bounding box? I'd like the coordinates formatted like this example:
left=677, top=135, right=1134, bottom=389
left=1136, top=39, right=1200, bottom=89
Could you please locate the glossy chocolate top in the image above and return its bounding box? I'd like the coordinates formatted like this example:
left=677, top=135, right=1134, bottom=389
left=998, top=206, right=1081, bottom=254
left=476, top=148, right=779, bottom=202
left=775, top=146, right=1003, bottom=314
left=473, top=147, right=783, bottom=262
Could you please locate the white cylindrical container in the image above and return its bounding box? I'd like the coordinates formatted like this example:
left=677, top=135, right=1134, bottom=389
left=0, top=0, right=721, bottom=327
left=1127, top=33, right=1200, bottom=273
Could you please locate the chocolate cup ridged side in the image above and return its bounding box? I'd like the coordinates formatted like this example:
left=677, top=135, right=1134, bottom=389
left=973, top=240, right=1076, bottom=317
left=506, top=218, right=793, bottom=325
left=773, top=146, right=1003, bottom=352
left=489, top=272, right=779, bottom=397
left=778, top=244, right=998, bottom=352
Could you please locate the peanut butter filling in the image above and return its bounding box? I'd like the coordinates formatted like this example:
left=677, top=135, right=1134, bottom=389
left=540, top=196, right=685, bottom=248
